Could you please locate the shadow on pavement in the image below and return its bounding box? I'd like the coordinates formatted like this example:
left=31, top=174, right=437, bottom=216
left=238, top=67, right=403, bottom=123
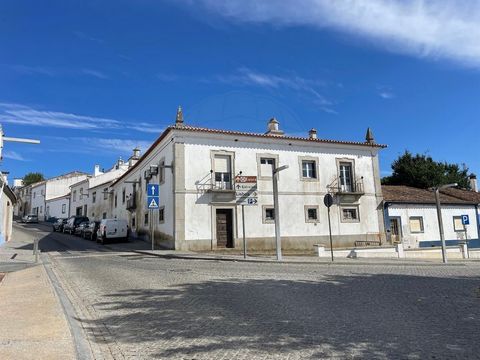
left=80, top=273, right=480, bottom=359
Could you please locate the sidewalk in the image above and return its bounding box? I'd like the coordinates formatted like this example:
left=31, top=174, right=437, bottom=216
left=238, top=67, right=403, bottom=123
left=0, top=265, right=76, bottom=360
left=0, top=225, right=77, bottom=360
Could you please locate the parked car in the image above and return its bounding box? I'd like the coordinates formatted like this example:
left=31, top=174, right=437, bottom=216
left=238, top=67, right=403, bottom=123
left=74, top=221, right=90, bottom=236
left=63, top=216, right=89, bottom=235
left=22, top=214, right=39, bottom=223
left=83, top=221, right=101, bottom=241
left=97, top=219, right=129, bottom=244
left=52, top=218, right=67, bottom=232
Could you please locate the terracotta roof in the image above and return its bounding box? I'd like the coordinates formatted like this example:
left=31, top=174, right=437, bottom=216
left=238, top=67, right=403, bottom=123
left=440, top=188, right=480, bottom=204
left=382, top=185, right=477, bottom=205
left=175, top=125, right=388, bottom=149
left=113, top=124, right=387, bottom=186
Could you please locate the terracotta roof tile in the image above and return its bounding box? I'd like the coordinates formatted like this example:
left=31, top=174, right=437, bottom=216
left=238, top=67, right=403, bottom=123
left=440, top=188, right=480, bottom=204
left=382, top=185, right=476, bottom=205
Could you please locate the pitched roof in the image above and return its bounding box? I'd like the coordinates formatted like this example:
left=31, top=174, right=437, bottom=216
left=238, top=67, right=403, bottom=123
left=440, top=188, right=480, bottom=204
left=382, top=185, right=476, bottom=205
left=113, top=124, right=387, bottom=186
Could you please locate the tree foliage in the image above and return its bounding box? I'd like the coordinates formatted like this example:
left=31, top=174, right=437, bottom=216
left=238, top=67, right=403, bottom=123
left=23, top=172, right=45, bottom=186
left=381, top=151, right=470, bottom=189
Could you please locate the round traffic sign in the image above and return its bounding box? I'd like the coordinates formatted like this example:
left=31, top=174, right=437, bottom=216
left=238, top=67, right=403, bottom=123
left=323, top=194, right=334, bottom=208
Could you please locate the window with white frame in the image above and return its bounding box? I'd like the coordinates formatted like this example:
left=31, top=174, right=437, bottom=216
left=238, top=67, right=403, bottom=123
left=103, top=188, right=108, bottom=200
left=305, top=206, right=319, bottom=223
left=80, top=188, right=83, bottom=200
left=341, top=206, right=360, bottom=222
left=262, top=206, right=275, bottom=224
left=92, top=192, right=96, bottom=203
left=453, top=216, right=465, bottom=232
left=260, top=157, right=275, bottom=177
left=62, top=204, right=66, bottom=214
left=214, top=154, right=232, bottom=190
left=159, top=206, right=165, bottom=223
left=73, top=190, right=76, bottom=202
left=301, top=160, right=317, bottom=179
left=409, top=216, right=424, bottom=233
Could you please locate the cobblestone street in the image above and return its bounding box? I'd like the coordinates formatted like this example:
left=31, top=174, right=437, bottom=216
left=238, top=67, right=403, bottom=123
left=16, top=224, right=480, bottom=359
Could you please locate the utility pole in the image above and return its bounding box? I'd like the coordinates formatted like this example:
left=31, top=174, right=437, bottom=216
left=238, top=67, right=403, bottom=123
left=272, top=164, right=289, bottom=261
left=434, top=183, right=458, bottom=264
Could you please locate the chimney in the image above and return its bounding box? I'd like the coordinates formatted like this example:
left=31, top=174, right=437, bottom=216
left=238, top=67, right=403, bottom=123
left=129, top=147, right=141, bottom=167
left=94, top=165, right=102, bottom=176
left=365, top=127, right=375, bottom=144
left=469, top=174, right=478, bottom=192
left=175, top=106, right=184, bottom=127
left=309, top=128, right=317, bottom=139
left=265, top=117, right=284, bottom=136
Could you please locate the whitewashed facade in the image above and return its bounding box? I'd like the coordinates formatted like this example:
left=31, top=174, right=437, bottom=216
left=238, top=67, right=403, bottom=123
left=111, top=115, right=386, bottom=251
left=45, top=194, right=70, bottom=219
left=0, top=175, right=16, bottom=244
left=383, top=185, right=479, bottom=248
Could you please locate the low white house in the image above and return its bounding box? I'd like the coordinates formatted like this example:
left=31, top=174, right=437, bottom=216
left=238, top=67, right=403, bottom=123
left=69, top=154, right=140, bottom=220
left=30, top=172, right=88, bottom=221
left=0, top=174, right=16, bottom=244
left=383, top=185, right=479, bottom=248
left=110, top=110, right=387, bottom=251
left=45, top=194, right=70, bottom=220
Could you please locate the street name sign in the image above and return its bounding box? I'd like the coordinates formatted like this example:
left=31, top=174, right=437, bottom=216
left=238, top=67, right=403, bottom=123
left=147, top=183, right=160, bottom=209
left=235, top=176, right=258, bottom=206
left=462, top=215, right=470, bottom=225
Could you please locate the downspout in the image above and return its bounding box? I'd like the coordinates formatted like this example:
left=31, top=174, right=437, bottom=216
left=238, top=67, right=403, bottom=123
left=383, top=201, right=391, bottom=244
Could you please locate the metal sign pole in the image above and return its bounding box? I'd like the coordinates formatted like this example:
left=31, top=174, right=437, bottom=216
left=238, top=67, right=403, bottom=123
left=242, top=205, right=247, bottom=259
left=327, top=207, right=334, bottom=262
left=151, top=209, right=154, bottom=251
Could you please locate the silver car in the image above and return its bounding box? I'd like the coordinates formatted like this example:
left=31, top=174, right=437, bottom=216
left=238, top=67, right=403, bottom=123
left=23, top=214, right=39, bottom=223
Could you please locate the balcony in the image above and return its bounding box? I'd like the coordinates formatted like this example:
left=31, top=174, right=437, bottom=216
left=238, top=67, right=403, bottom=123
left=126, top=194, right=137, bottom=211
left=328, top=176, right=365, bottom=196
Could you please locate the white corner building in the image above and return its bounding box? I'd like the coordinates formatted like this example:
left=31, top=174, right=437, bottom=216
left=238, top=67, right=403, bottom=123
left=110, top=109, right=387, bottom=251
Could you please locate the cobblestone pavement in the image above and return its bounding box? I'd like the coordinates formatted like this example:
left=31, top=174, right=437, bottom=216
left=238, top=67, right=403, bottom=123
left=16, top=223, right=480, bottom=359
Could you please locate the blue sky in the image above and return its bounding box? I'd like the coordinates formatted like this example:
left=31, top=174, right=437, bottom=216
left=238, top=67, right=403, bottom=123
left=1, top=0, right=480, bottom=181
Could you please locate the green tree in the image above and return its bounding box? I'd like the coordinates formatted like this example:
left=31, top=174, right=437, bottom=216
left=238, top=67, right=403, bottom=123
left=23, top=172, right=45, bottom=186
left=381, top=151, right=469, bottom=189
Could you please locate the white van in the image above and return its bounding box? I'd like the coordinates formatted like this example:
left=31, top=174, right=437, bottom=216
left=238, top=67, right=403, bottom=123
left=97, top=219, right=129, bottom=244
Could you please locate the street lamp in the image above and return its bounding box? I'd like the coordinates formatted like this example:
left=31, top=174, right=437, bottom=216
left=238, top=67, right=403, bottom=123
left=272, top=164, right=289, bottom=261
left=434, top=183, right=458, bottom=264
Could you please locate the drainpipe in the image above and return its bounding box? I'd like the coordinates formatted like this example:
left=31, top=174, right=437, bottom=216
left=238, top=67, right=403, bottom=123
left=383, top=202, right=391, bottom=244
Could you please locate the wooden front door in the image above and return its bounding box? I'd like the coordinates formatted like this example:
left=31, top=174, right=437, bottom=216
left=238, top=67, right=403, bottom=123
left=216, top=209, right=233, bottom=248
left=390, top=218, right=401, bottom=244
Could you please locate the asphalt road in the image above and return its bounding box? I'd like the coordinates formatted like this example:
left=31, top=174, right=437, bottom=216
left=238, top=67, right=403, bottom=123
left=16, top=223, right=480, bottom=360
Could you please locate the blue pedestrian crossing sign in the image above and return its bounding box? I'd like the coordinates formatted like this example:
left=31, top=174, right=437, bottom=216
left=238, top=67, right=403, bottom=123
left=147, top=183, right=160, bottom=209
left=147, top=196, right=159, bottom=209
left=461, top=215, right=470, bottom=225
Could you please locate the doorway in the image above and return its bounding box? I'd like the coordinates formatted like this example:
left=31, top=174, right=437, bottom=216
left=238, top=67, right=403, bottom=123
left=216, top=209, right=233, bottom=248
left=390, top=217, right=402, bottom=244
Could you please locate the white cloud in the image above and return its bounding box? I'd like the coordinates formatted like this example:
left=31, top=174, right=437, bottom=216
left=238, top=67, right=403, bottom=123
left=84, top=138, right=152, bottom=154
left=189, top=0, right=480, bottom=68
left=2, top=150, right=28, bottom=161
left=218, top=67, right=336, bottom=113
left=81, top=68, right=108, bottom=79
left=0, top=103, right=165, bottom=133
left=379, top=91, right=395, bottom=99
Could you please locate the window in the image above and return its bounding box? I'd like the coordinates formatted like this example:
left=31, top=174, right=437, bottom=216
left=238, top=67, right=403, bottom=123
left=159, top=206, right=165, bottom=223
left=305, top=206, right=319, bottom=223
left=409, top=217, right=424, bottom=233
left=80, top=188, right=83, bottom=200
left=214, top=154, right=232, bottom=190
left=46, top=206, right=49, bottom=216
left=40, top=206, right=43, bottom=214
left=73, top=190, right=77, bottom=202
left=114, top=194, right=117, bottom=208
left=62, top=204, right=66, bottom=214
left=453, top=216, right=465, bottom=232
left=339, top=162, right=354, bottom=192
left=132, top=217, right=136, bottom=227
left=262, top=206, right=275, bottom=224
left=102, top=212, right=107, bottom=219
left=341, top=206, right=360, bottom=222
left=144, top=213, right=149, bottom=225
left=103, top=188, right=108, bottom=200
left=302, top=161, right=316, bottom=178
left=260, top=157, right=275, bottom=177
left=33, top=192, right=36, bottom=199
left=122, top=188, right=126, bottom=204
